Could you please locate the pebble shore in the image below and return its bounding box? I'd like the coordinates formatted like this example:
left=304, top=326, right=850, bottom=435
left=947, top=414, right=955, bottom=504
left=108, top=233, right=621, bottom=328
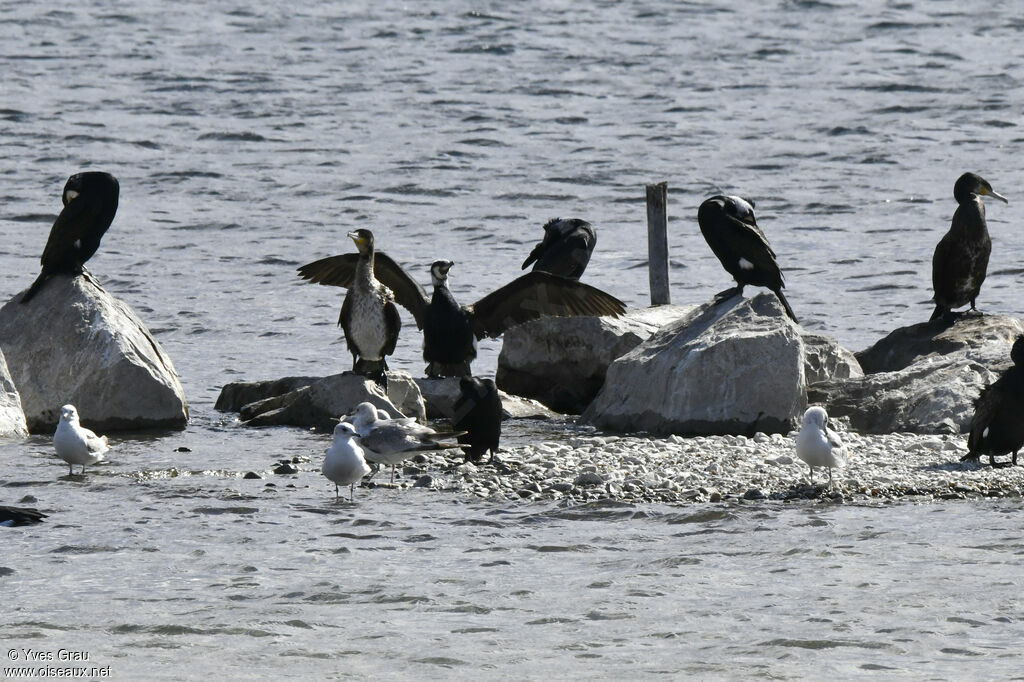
left=373, top=423, right=1024, bottom=505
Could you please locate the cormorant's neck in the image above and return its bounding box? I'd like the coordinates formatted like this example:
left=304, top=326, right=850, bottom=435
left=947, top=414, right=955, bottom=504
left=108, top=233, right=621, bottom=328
left=951, top=197, right=987, bottom=237
left=355, top=252, right=375, bottom=286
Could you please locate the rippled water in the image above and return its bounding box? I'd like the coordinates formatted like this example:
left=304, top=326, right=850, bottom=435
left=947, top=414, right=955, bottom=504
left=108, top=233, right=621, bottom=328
left=2, top=1, right=1024, bottom=677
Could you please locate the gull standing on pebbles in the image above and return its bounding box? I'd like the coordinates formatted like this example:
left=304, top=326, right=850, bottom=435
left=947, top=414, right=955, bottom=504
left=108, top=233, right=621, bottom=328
left=322, top=422, right=372, bottom=501
left=342, top=402, right=462, bottom=484
left=795, top=406, right=847, bottom=487
left=53, top=404, right=109, bottom=475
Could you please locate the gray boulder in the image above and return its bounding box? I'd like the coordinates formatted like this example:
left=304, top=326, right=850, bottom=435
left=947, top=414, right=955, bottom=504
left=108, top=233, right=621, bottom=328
left=802, top=332, right=863, bottom=384
left=0, top=274, right=188, bottom=433
left=856, top=313, right=1024, bottom=373
left=810, top=315, right=1023, bottom=434
left=0, top=349, right=28, bottom=438
left=218, top=371, right=426, bottom=430
left=496, top=305, right=695, bottom=413
left=414, top=377, right=559, bottom=421
left=582, top=294, right=807, bottom=436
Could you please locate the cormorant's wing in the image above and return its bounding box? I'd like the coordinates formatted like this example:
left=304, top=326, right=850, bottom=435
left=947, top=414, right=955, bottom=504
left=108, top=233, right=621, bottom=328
left=297, top=252, right=429, bottom=326
left=967, top=379, right=1001, bottom=453
left=467, top=271, right=626, bottom=339
left=38, top=194, right=100, bottom=268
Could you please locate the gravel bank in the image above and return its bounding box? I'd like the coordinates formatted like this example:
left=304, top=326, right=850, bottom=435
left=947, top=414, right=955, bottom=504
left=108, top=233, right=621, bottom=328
left=375, top=422, right=1024, bottom=505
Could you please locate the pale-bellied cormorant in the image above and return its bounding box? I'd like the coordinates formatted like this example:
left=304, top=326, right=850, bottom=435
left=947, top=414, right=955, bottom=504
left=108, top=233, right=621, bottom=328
left=962, top=335, right=1024, bottom=468
left=930, top=172, right=1008, bottom=321
left=697, top=195, right=797, bottom=322
left=21, top=171, right=119, bottom=303
left=298, top=229, right=424, bottom=386
left=0, top=505, right=47, bottom=527
left=300, top=254, right=626, bottom=378
left=521, top=217, right=596, bottom=280
left=453, top=376, right=502, bottom=464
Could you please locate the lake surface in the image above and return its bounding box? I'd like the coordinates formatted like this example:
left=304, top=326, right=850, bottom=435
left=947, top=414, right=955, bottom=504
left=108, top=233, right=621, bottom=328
left=2, top=1, right=1023, bottom=678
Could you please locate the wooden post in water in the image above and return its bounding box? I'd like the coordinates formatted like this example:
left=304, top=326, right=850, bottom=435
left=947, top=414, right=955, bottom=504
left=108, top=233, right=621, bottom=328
left=646, top=182, right=670, bottom=305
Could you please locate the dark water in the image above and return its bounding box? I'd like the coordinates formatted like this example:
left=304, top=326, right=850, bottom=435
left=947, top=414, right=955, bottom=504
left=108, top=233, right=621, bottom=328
left=2, top=1, right=1024, bottom=677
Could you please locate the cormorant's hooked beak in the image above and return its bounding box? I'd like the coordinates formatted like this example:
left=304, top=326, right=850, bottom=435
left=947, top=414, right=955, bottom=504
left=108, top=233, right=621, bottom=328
left=347, top=231, right=366, bottom=248
left=982, top=187, right=1009, bottom=204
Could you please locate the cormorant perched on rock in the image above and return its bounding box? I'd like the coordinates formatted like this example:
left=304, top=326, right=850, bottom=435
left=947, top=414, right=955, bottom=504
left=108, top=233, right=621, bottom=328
left=453, top=376, right=502, bottom=464
left=300, top=255, right=626, bottom=378
left=521, top=217, right=597, bottom=280
left=697, top=195, right=797, bottom=322
left=21, top=171, right=119, bottom=303
left=930, top=172, right=1008, bottom=322
left=962, top=335, right=1024, bottom=468
left=298, top=229, right=423, bottom=386
left=0, top=505, right=47, bottom=527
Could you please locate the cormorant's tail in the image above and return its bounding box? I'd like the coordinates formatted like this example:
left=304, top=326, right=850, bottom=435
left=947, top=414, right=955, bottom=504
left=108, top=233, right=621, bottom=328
left=353, top=358, right=388, bottom=389
left=19, top=272, right=48, bottom=304
left=773, top=288, right=798, bottom=323
left=960, top=452, right=980, bottom=463
left=929, top=305, right=949, bottom=322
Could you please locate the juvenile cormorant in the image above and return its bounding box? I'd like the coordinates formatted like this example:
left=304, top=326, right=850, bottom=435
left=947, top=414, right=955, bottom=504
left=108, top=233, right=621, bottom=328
left=795, top=406, right=847, bottom=488
left=0, top=505, right=47, bottom=527
left=453, top=376, right=502, bottom=464
left=521, top=217, right=597, bottom=280
left=930, top=172, right=1008, bottom=321
left=962, top=335, right=1024, bottom=468
left=300, top=254, right=626, bottom=378
left=299, top=229, right=424, bottom=385
left=697, top=195, right=797, bottom=322
left=21, top=171, right=119, bottom=303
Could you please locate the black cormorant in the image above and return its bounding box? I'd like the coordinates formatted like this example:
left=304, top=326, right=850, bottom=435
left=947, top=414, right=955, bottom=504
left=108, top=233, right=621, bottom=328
left=521, top=217, right=596, bottom=280
left=962, top=335, right=1024, bottom=468
left=298, top=229, right=423, bottom=385
left=453, top=376, right=502, bottom=464
left=0, top=505, right=47, bottom=527
left=930, top=172, right=1008, bottom=321
left=697, top=195, right=797, bottom=322
left=21, top=171, right=120, bottom=303
left=299, top=254, right=626, bottom=378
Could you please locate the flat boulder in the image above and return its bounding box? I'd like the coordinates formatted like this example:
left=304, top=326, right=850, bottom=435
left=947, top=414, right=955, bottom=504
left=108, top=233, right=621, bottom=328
left=810, top=314, right=1023, bottom=434
left=414, top=377, right=559, bottom=421
left=217, top=371, right=426, bottom=430
left=0, top=349, right=28, bottom=438
left=581, top=293, right=807, bottom=436
left=802, top=331, right=863, bottom=384
left=857, top=313, right=1024, bottom=373
left=496, top=305, right=695, bottom=413
left=0, top=274, right=188, bottom=433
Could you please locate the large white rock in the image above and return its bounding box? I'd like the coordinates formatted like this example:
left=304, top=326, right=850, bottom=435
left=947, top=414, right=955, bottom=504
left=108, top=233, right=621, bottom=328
left=0, top=348, right=28, bottom=438
left=581, top=294, right=807, bottom=436
left=218, top=371, right=426, bottom=430
left=496, top=305, right=696, bottom=413
left=0, top=274, right=188, bottom=433
left=810, top=314, right=1024, bottom=434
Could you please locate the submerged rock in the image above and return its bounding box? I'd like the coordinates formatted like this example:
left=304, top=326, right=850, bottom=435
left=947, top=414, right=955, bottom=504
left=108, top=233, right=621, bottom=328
left=582, top=294, right=807, bottom=436
left=496, top=305, right=696, bottom=413
left=0, top=273, right=188, bottom=433
left=810, top=314, right=1023, bottom=434
left=218, top=371, right=426, bottom=430
left=0, top=349, right=28, bottom=438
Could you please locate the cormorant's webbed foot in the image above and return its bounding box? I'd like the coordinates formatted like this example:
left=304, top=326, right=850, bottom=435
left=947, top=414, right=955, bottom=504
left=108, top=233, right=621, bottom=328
left=713, top=286, right=743, bottom=304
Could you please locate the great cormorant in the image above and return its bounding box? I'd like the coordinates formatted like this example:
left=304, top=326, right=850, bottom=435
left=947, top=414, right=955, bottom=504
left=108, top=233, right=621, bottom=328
left=299, top=229, right=423, bottom=385
left=930, top=172, right=1008, bottom=321
left=521, top=218, right=596, bottom=280
left=453, top=376, right=502, bottom=464
left=0, top=505, right=47, bottom=527
left=697, top=195, right=797, bottom=322
left=21, top=171, right=120, bottom=303
left=300, top=253, right=626, bottom=378
left=962, top=335, right=1024, bottom=468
